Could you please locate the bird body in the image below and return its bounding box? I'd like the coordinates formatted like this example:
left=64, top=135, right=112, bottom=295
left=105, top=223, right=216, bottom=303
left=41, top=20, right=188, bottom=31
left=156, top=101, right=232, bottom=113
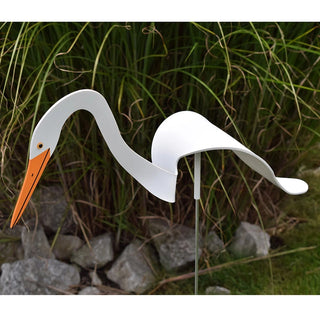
left=10, top=89, right=308, bottom=228
left=152, top=110, right=308, bottom=195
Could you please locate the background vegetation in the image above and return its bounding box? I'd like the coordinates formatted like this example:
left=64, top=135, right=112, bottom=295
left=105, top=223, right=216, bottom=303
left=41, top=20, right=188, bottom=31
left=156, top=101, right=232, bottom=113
left=0, top=22, right=319, bottom=293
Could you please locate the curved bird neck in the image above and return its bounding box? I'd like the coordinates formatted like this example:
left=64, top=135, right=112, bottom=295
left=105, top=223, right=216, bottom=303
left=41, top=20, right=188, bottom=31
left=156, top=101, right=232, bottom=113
left=33, top=89, right=177, bottom=202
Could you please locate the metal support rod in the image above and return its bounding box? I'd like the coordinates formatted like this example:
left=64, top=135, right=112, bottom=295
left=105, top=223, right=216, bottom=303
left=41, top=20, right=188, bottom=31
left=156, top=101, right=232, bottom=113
left=194, top=152, right=201, bottom=295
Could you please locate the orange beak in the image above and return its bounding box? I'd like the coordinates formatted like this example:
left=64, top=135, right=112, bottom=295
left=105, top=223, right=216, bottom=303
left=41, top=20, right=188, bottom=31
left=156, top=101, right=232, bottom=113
left=10, top=149, right=50, bottom=228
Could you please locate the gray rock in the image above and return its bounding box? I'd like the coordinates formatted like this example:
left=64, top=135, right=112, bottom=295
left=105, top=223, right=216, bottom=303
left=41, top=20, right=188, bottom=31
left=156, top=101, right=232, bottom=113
left=0, top=257, right=80, bottom=294
left=228, top=221, right=270, bottom=258
left=34, top=185, right=74, bottom=234
left=106, top=240, right=156, bottom=294
left=52, top=235, right=84, bottom=260
left=89, top=270, right=103, bottom=286
left=78, top=286, right=101, bottom=295
left=206, top=231, right=224, bottom=255
left=148, top=219, right=202, bottom=271
left=21, top=224, right=55, bottom=259
left=71, top=233, right=113, bottom=268
left=205, top=286, right=231, bottom=295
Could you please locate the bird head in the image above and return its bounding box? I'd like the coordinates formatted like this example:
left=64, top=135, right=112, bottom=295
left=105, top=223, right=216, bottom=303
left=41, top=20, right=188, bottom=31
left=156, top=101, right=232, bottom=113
left=10, top=109, right=62, bottom=228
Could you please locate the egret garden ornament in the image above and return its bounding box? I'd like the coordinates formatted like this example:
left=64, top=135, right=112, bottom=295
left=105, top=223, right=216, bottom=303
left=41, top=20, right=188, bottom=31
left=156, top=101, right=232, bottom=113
left=10, top=89, right=308, bottom=293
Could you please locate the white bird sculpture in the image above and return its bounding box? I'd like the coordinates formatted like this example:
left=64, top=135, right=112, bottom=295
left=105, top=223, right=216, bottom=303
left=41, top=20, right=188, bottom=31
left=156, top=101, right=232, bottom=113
left=10, top=89, right=308, bottom=228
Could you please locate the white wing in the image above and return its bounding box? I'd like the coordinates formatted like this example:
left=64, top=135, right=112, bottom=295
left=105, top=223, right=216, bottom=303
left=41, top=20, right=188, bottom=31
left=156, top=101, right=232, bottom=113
left=151, top=111, right=308, bottom=195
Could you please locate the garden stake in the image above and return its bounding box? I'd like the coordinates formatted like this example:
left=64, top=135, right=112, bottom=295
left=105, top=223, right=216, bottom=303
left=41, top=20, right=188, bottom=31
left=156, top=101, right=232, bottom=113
left=194, top=152, right=201, bottom=295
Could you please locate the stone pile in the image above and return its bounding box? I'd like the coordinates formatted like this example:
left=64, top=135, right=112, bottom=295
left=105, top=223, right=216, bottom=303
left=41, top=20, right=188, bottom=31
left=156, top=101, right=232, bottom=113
left=0, top=185, right=272, bottom=295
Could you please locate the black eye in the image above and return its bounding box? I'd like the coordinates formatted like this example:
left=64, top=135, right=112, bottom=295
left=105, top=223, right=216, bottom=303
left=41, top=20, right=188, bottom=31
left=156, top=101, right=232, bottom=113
left=37, top=143, right=43, bottom=149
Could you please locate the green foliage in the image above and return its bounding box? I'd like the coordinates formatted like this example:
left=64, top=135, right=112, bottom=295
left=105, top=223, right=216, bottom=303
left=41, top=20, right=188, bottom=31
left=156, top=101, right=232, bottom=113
left=0, top=22, right=319, bottom=255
